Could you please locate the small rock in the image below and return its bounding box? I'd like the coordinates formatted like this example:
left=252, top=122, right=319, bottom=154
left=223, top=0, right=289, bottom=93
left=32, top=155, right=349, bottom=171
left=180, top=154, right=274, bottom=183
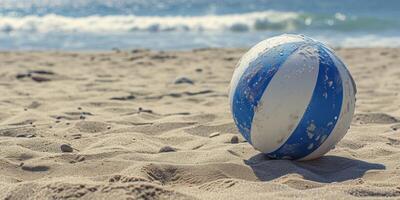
left=71, top=134, right=82, bottom=139
left=76, top=155, right=85, bottom=162
left=16, top=73, right=30, bottom=79
left=60, top=144, right=74, bottom=153
left=29, top=70, right=55, bottom=75
left=230, top=135, right=239, bottom=144
left=110, top=95, right=135, bottom=101
left=209, top=132, right=220, bottom=138
left=159, top=146, right=176, bottom=153
left=224, top=57, right=235, bottom=61
left=391, top=124, right=400, bottom=131
left=174, top=76, right=194, bottom=85
left=138, top=107, right=153, bottom=113
left=16, top=134, right=36, bottom=138
left=31, top=76, right=51, bottom=82
left=195, top=68, right=203, bottom=72
left=16, top=134, right=27, bottom=138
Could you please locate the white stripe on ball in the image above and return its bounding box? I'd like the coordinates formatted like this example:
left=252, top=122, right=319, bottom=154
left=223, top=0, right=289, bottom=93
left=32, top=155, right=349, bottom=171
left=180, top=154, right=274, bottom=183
left=251, top=45, right=320, bottom=153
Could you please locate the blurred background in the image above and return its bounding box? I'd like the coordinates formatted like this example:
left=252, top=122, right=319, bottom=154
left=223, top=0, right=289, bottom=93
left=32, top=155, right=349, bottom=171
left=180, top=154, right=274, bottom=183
left=0, top=0, right=399, bottom=51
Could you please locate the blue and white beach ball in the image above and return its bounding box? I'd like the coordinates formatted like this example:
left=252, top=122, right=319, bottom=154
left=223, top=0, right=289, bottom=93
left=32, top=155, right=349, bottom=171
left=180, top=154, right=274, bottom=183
left=229, top=34, right=356, bottom=160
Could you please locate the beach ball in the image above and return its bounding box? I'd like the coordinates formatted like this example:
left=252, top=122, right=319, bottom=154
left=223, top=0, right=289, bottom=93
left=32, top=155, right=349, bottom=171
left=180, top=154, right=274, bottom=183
left=229, top=34, right=356, bottom=160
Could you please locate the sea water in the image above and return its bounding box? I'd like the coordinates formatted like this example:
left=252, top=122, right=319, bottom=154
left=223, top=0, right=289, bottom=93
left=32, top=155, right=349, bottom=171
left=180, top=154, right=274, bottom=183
left=0, top=0, right=399, bottom=50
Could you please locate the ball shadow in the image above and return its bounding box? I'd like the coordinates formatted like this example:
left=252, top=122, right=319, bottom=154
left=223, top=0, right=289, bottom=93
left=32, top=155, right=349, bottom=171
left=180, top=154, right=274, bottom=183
left=244, top=153, right=385, bottom=183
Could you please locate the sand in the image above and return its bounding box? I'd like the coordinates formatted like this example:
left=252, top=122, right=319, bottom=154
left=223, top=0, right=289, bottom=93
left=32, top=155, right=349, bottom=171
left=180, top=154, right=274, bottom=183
left=0, top=48, right=399, bottom=199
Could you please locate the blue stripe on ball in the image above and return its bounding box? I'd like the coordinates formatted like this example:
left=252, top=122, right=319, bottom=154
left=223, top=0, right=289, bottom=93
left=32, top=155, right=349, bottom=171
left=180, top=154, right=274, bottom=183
left=231, top=42, right=303, bottom=143
left=324, top=46, right=357, bottom=94
left=265, top=45, right=344, bottom=160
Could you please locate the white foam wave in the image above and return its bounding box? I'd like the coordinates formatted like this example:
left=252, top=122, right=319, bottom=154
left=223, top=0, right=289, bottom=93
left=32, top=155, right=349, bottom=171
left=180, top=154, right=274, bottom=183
left=0, top=11, right=300, bottom=33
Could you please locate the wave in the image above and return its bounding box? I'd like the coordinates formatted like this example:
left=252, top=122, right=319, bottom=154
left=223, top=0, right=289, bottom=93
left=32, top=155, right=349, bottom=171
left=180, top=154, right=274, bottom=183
left=0, top=11, right=398, bottom=34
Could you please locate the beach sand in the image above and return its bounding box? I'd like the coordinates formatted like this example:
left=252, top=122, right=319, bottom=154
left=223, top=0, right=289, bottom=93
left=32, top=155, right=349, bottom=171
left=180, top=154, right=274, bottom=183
left=0, top=48, right=399, bottom=199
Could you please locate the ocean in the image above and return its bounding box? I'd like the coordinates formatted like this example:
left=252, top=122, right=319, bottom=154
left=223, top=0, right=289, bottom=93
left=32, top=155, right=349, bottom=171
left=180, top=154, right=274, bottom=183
left=0, top=0, right=399, bottom=50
